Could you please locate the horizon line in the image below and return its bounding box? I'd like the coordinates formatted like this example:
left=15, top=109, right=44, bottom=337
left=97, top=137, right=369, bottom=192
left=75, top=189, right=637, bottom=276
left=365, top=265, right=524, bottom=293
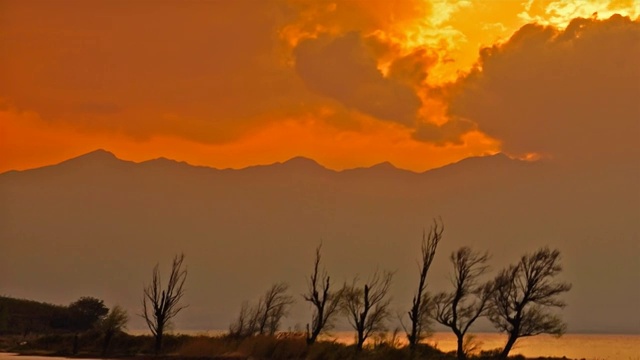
left=1, top=148, right=517, bottom=176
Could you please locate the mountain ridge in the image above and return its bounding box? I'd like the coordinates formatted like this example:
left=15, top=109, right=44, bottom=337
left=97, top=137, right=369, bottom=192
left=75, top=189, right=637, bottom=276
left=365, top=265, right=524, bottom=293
left=0, top=148, right=637, bottom=334
left=0, top=149, right=522, bottom=177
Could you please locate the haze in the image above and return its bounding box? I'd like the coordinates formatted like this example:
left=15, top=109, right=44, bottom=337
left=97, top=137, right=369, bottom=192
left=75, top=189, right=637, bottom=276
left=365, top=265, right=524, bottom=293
left=0, top=0, right=638, bottom=334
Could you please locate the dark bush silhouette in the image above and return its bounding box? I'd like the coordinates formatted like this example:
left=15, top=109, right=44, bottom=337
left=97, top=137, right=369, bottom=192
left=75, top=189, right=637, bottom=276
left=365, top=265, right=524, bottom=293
left=99, top=304, right=128, bottom=355
left=66, top=296, right=108, bottom=354
left=0, top=296, right=67, bottom=335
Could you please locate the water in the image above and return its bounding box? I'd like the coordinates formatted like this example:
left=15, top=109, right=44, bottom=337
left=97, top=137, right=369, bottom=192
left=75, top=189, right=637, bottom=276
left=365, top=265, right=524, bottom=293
left=325, top=332, right=640, bottom=360
left=362, top=332, right=640, bottom=360
left=5, top=332, right=638, bottom=360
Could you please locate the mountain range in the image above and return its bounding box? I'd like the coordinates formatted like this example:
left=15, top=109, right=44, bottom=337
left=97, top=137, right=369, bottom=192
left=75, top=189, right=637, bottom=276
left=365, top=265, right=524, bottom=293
left=1, top=150, right=638, bottom=333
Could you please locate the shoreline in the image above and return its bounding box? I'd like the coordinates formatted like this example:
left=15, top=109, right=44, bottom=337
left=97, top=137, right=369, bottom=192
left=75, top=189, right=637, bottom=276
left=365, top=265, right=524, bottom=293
left=0, top=349, right=580, bottom=360
left=5, top=332, right=640, bottom=360
left=100, top=331, right=640, bottom=359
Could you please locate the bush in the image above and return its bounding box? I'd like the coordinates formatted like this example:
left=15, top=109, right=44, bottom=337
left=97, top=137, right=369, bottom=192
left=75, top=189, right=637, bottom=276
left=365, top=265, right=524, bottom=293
left=307, top=341, right=357, bottom=360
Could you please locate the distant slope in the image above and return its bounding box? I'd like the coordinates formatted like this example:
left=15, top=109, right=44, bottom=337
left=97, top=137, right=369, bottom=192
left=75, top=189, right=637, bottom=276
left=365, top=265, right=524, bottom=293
left=0, top=296, right=66, bottom=334
left=0, top=150, right=638, bottom=333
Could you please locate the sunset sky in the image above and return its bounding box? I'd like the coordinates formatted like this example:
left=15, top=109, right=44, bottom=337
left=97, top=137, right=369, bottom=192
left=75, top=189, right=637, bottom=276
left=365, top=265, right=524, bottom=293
left=1, top=0, right=639, bottom=173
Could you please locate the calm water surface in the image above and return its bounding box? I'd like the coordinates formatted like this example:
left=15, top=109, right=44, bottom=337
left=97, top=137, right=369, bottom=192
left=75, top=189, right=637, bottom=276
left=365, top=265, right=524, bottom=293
left=332, top=332, right=640, bottom=359
left=417, top=333, right=639, bottom=360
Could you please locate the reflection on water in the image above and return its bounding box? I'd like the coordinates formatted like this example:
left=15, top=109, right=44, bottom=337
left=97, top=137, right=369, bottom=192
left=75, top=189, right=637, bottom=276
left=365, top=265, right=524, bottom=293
left=12, top=332, right=639, bottom=360
left=411, top=332, right=639, bottom=360
left=329, top=332, right=640, bottom=360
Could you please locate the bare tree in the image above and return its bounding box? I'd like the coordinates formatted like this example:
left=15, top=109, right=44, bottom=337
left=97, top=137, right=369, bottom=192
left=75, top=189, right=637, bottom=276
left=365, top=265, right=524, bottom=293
left=230, top=282, right=294, bottom=337
left=259, top=282, right=295, bottom=335
left=432, top=247, right=493, bottom=360
left=142, top=253, right=187, bottom=354
left=343, top=270, right=394, bottom=352
left=303, top=243, right=345, bottom=345
left=404, top=219, right=443, bottom=352
left=229, top=301, right=255, bottom=337
left=488, top=247, right=572, bottom=359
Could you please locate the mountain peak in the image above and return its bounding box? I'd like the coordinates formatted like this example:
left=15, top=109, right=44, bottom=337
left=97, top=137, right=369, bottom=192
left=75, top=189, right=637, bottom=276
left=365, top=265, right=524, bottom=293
left=431, top=153, right=511, bottom=170
left=78, top=149, right=117, bottom=159
left=280, top=156, right=324, bottom=169
left=56, top=149, right=126, bottom=169
left=369, top=161, right=398, bottom=171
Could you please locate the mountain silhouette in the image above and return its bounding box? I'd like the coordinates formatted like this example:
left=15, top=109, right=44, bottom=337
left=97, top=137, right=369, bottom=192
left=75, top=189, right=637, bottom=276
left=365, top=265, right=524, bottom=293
left=0, top=150, right=637, bottom=334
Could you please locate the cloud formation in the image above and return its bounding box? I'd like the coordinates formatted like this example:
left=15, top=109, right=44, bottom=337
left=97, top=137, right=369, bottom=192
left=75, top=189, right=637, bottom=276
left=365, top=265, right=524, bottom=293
left=449, top=15, right=640, bottom=162
left=0, top=0, right=306, bottom=141
left=1, top=0, right=638, bottom=171
left=412, top=117, right=477, bottom=145
left=295, top=32, right=422, bottom=126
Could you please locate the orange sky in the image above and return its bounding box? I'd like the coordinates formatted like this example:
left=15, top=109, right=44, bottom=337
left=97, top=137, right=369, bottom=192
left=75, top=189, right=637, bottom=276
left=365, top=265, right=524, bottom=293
left=1, top=0, right=638, bottom=173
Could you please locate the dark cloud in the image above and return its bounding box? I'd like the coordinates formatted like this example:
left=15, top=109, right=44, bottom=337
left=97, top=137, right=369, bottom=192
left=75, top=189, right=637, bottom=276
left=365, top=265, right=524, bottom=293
left=387, top=48, right=437, bottom=87
left=412, top=117, right=477, bottom=146
left=0, top=0, right=312, bottom=141
left=294, top=32, right=422, bottom=126
left=449, top=15, right=640, bottom=163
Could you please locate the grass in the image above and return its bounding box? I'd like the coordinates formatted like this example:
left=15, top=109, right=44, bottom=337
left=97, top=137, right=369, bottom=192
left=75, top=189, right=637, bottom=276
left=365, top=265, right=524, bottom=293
left=0, top=331, right=578, bottom=360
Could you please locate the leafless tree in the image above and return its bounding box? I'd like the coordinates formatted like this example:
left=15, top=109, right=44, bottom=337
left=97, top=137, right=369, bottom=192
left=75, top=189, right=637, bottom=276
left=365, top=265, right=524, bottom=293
left=259, top=282, right=295, bottom=335
left=303, top=243, right=345, bottom=345
left=142, top=253, right=187, bottom=354
left=432, top=247, right=493, bottom=360
left=343, top=270, right=394, bottom=352
left=229, top=301, right=255, bottom=337
left=488, top=247, right=572, bottom=359
left=230, top=282, right=294, bottom=337
left=404, top=219, right=443, bottom=353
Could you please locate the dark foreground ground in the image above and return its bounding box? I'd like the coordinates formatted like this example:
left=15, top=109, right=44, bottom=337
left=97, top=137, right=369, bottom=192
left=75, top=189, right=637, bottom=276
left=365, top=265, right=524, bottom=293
left=0, top=332, right=576, bottom=360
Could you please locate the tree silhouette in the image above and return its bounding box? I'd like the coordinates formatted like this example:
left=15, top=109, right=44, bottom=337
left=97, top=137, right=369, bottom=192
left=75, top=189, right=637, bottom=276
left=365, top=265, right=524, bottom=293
left=432, top=247, right=493, bottom=360
left=100, top=305, right=128, bottom=356
left=489, top=247, right=572, bottom=359
left=142, top=253, right=187, bottom=355
left=67, top=297, right=108, bottom=355
left=230, top=282, right=294, bottom=337
left=303, top=243, right=344, bottom=345
left=405, top=219, right=443, bottom=353
left=343, top=270, right=394, bottom=352
left=258, top=283, right=294, bottom=335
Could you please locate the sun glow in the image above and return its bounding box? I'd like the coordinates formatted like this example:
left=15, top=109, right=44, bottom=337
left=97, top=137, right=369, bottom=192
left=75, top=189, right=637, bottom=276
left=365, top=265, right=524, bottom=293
left=1, top=0, right=638, bottom=173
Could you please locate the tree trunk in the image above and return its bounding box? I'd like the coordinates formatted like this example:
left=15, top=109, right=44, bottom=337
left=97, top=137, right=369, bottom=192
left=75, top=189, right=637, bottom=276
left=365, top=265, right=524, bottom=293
left=155, top=332, right=163, bottom=355
left=500, top=334, right=518, bottom=359
left=307, top=307, right=324, bottom=345
left=356, top=330, right=365, bottom=352
left=72, top=333, right=79, bottom=355
left=456, top=334, right=466, bottom=360
left=307, top=330, right=319, bottom=345
left=102, top=331, right=113, bottom=356
left=408, top=333, right=417, bottom=358
left=408, top=319, right=418, bottom=353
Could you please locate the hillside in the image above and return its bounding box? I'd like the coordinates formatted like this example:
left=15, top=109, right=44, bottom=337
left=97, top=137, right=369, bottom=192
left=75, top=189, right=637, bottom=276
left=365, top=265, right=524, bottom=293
left=0, top=296, right=67, bottom=335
